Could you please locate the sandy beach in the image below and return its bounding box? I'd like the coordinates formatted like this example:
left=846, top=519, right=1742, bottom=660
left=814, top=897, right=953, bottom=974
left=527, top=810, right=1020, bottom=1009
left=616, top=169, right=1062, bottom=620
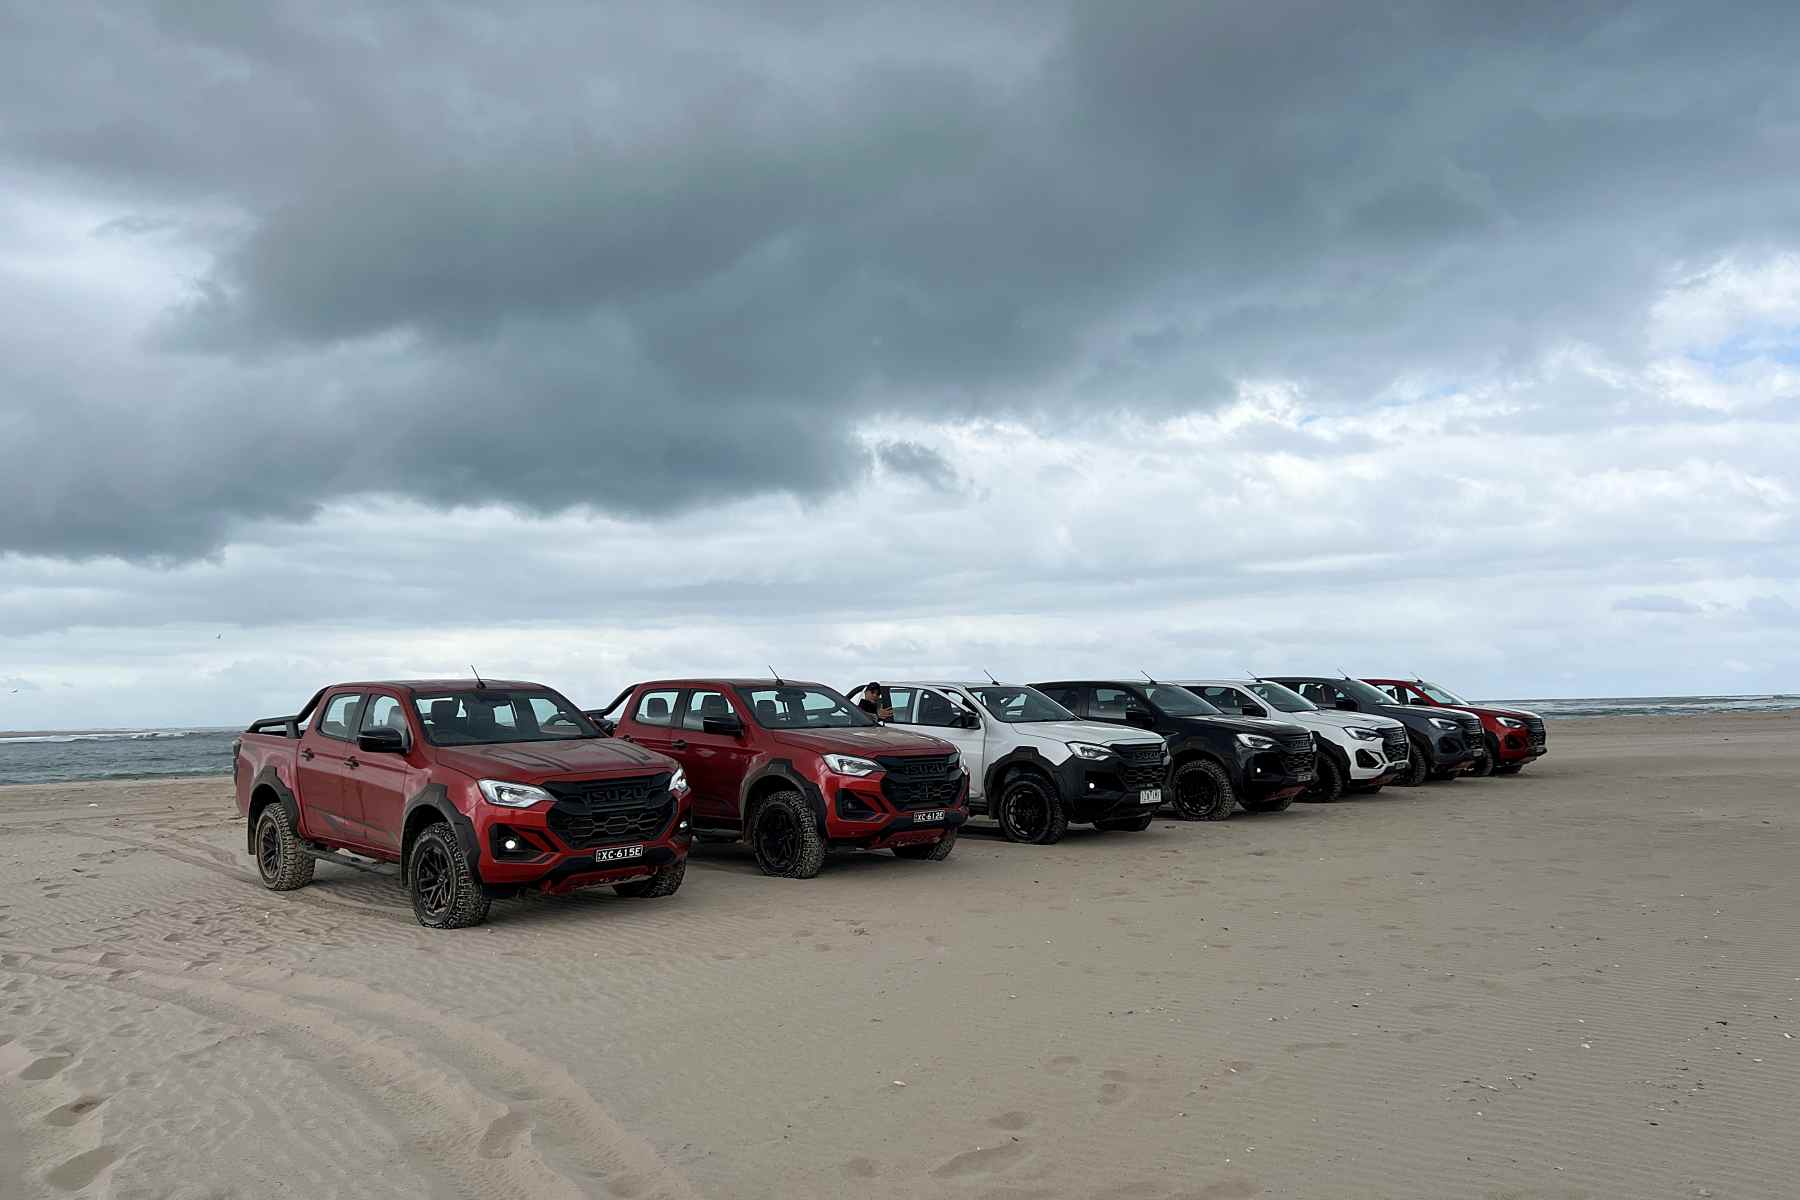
left=1, top=713, right=1796, bottom=1199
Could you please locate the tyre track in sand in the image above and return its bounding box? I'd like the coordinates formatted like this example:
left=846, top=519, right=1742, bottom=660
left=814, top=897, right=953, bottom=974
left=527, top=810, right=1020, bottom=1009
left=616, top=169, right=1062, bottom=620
left=0, top=944, right=700, bottom=1200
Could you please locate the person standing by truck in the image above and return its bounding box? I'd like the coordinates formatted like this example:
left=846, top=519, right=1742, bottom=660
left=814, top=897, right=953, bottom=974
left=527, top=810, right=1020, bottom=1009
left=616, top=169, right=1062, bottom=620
left=855, top=683, right=894, bottom=721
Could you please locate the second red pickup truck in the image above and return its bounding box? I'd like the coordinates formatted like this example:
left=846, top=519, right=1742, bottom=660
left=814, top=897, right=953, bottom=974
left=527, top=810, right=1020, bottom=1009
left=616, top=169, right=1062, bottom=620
left=600, top=677, right=969, bottom=878
left=233, top=678, right=692, bottom=928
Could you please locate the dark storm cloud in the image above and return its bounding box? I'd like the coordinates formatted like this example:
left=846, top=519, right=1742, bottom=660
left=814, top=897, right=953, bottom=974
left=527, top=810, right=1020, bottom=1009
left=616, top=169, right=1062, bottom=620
left=2, top=0, right=1798, bottom=558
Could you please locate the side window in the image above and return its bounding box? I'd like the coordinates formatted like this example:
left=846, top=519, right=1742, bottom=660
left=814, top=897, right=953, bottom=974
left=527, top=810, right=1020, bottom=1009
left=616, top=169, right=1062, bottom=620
left=359, top=694, right=410, bottom=736
left=1198, top=686, right=1241, bottom=712
left=884, top=687, right=917, bottom=724
left=1039, top=686, right=1086, bottom=716
left=1090, top=687, right=1137, bottom=719
left=316, top=693, right=363, bottom=742
left=912, top=688, right=963, bottom=728
left=681, top=689, right=734, bottom=731
left=1297, top=683, right=1334, bottom=706
left=1376, top=684, right=1404, bottom=703
left=633, top=689, right=680, bottom=728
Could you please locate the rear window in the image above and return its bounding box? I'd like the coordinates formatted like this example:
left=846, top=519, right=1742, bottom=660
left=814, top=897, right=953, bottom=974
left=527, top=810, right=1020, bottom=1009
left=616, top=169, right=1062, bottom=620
left=412, top=689, right=599, bottom=746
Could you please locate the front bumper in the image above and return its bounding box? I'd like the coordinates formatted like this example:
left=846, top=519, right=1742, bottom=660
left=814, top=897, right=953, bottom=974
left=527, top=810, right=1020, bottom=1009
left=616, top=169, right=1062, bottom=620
left=1236, top=744, right=1315, bottom=801
left=1492, top=726, right=1548, bottom=763
left=472, top=795, right=692, bottom=895
left=823, top=770, right=970, bottom=847
left=1054, top=755, right=1169, bottom=823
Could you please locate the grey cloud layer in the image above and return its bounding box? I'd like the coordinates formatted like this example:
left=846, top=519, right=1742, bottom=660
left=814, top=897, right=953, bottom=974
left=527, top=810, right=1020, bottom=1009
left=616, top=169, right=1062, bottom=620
left=3, top=0, right=1799, bottom=558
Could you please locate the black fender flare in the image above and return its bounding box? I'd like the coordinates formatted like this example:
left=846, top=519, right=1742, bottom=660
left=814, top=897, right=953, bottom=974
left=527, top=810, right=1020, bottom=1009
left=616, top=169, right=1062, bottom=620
left=983, top=747, right=1062, bottom=808
left=739, top=760, right=827, bottom=837
left=1314, top=734, right=1352, bottom=776
left=1168, top=744, right=1234, bottom=783
left=399, top=783, right=482, bottom=885
left=245, top=766, right=302, bottom=855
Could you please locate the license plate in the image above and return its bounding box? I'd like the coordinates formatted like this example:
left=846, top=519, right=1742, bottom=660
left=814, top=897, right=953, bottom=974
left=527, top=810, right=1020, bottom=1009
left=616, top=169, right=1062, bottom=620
left=914, top=809, right=946, bottom=824
left=1295, top=772, right=1315, bottom=782
left=595, top=844, right=643, bottom=863
left=1138, top=788, right=1162, bottom=806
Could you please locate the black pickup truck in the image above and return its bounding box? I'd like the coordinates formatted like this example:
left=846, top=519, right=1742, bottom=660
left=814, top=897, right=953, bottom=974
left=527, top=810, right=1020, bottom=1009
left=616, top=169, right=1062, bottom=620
left=1034, top=679, right=1316, bottom=820
left=1263, top=675, right=1485, bottom=784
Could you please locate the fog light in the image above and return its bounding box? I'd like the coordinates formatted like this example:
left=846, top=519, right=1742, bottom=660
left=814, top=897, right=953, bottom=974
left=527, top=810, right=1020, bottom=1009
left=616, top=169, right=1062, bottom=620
left=678, top=819, right=689, bottom=831
left=503, top=838, right=518, bottom=852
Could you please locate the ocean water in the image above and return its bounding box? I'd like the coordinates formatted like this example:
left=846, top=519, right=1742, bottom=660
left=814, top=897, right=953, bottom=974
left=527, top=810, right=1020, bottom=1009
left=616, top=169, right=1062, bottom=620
left=1, top=694, right=1795, bottom=785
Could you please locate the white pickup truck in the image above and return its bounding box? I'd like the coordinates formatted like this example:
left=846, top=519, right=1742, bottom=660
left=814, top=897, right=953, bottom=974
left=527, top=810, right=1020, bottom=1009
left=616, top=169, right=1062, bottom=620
left=1174, top=678, right=1410, bottom=800
left=851, top=681, right=1170, bottom=844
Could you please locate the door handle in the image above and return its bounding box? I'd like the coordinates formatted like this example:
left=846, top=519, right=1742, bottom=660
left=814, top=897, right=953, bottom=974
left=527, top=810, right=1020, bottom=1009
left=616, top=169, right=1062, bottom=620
left=300, top=748, right=314, bottom=761
left=345, top=756, right=359, bottom=769
left=670, top=738, right=689, bottom=750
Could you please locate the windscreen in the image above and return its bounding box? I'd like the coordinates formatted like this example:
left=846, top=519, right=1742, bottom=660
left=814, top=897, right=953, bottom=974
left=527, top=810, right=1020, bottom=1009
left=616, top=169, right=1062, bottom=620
left=1335, top=678, right=1401, bottom=708
left=1418, top=682, right=1468, bottom=704
left=738, top=685, right=872, bottom=729
left=1144, top=684, right=1221, bottom=716
left=1247, top=680, right=1317, bottom=713
left=969, top=685, right=1074, bottom=723
left=413, top=689, right=599, bottom=746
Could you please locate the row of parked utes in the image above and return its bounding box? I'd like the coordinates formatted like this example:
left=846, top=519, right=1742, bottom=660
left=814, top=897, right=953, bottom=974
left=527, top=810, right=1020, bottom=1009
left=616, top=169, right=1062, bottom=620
left=233, top=673, right=1548, bottom=928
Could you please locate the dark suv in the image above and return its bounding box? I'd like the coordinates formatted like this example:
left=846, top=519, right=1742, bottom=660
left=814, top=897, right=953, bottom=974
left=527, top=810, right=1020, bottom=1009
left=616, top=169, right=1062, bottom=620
left=601, top=678, right=968, bottom=878
left=1263, top=676, right=1485, bottom=784
left=1034, top=679, right=1315, bottom=820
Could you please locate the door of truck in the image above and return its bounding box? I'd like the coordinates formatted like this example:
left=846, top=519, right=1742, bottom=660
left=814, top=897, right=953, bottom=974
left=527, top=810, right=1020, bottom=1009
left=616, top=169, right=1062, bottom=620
left=352, top=691, right=414, bottom=853
left=298, top=690, right=366, bottom=843
left=675, top=688, right=757, bottom=828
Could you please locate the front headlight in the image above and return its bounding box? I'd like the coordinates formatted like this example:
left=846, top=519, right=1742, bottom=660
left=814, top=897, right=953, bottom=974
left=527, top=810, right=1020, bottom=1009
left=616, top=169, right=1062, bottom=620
left=477, top=779, right=553, bottom=809
left=943, top=750, right=960, bottom=771
left=1428, top=717, right=1460, bottom=731
left=668, top=767, right=689, bottom=795
left=1345, top=726, right=1383, bottom=741
left=1236, top=733, right=1279, bottom=750
left=1067, top=741, right=1114, bottom=761
left=1497, top=716, right=1524, bottom=729
left=822, top=753, right=880, bottom=777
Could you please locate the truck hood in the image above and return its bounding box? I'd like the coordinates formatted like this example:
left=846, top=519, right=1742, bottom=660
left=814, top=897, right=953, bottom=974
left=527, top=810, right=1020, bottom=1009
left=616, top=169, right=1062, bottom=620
left=432, top=737, right=672, bottom=782
left=768, top=725, right=952, bottom=757
left=1170, top=714, right=1310, bottom=739
left=1008, top=721, right=1165, bottom=751
left=1453, top=703, right=1541, bottom=721
left=1302, top=710, right=1404, bottom=732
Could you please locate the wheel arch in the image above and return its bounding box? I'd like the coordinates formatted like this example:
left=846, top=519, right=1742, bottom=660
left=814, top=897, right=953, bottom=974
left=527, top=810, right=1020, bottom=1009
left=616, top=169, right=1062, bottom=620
left=245, top=767, right=302, bottom=855
left=740, top=760, right=826, bottom=837
left=399, top=783, right=481, bottom=885
left=982, top=746, right=1059, bottom=802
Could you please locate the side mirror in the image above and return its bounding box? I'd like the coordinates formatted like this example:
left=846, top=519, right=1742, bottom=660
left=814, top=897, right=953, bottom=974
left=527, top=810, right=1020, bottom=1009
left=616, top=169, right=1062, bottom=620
left=1335, top=698, right=1359, bottom=711
left=954, top=710, right=980, bottom=730
left=1241, top=702, right=1268, bottom=718
left=1124, top=708, right=1156, bottom=729
left=358, top=727, right=407, bottom=753
left=702, top=714, right=744, bottom=736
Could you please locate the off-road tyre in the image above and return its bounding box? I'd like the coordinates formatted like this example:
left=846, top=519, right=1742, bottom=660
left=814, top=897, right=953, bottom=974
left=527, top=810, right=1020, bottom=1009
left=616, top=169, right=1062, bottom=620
left=1396, top=739, right=1432, bottom=787
left=749, top=791, right=826, bottom=879
left=1304, top=754, right=1345, bottom=802
left=1171, top=758, right=1235, bottom=821
left=614, top=858, right=686, bottom=897
left=253, top=804, right=315, bottom=891
left=1094, top=813, right=1156, bottom=832
left=1467, top=735, right=1498, bottom=777
left=1241, top=794, right=1294, bottom=814
left=1494, top=763, right=1525, bottom=776
left=995, top=773, right=1069, bottom=845
left=408, top=823, right=490, bottom=929
left=893, top=829, right=958, bottom=860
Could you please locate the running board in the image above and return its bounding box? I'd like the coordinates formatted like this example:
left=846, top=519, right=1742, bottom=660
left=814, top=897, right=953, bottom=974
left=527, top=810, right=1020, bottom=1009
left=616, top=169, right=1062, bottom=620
left=299, top=845, right=394, bottom=875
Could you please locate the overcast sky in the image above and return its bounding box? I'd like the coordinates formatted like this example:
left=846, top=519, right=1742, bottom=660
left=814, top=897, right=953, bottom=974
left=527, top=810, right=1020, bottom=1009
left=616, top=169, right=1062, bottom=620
left=3, top=1, right=1799, bottom=729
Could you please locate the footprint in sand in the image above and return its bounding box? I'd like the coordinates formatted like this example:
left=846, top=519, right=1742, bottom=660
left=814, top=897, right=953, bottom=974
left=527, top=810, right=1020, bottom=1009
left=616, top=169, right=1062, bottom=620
left=929, top=1141, right=1031, bottom=1179
left=21, top=1052, right=75, bottom=1081
left=46, top=1145, right=120, bottom=1191
left=1044, top=1055, right=1080, bottom=1075
left=987, top=1111, right=1033, bottom=1131
left=843, top=1156, right=879, bottom=1178
left=1191, top=1181, right=1260, bottom=1199
left=1098, top=1069, right=1136, bottom=1106
left=477, top=1108, right=531, bottom=1159
left=44, top=1096, right=106, bottom=1127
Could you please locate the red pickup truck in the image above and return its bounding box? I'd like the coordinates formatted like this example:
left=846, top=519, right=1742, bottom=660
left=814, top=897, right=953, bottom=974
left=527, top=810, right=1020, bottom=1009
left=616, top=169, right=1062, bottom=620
left=600, top=677, right=968, bottom=878
left=233, top=679, right=691, bottom=928
left=1362, top=677, right=1548, bottom=775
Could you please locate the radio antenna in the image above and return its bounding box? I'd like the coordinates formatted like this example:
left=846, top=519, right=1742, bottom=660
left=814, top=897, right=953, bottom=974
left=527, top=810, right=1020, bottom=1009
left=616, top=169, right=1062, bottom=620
left=984, top=668, right=1000, bottom=684
left=1140, top=669, right=1159, bottom=685
left=470, top=664, right=486, bottom=689
left=768, top=664, right=785, bottom=686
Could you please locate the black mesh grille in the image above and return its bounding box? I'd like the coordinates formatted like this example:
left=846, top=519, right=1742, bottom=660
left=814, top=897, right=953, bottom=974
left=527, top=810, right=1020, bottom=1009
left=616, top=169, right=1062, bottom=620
left=1381, top=727, right=1409, bottom=761
left=1120, top=764, right=1165, bottom=790
left=876, top=755, right=962, bottom=810
left=543, top=774, right=674, bottom=849
left=1455, top=714, right=1482, bottom=746
left=1116, top=742, right=1166, bottom=768
left=1279, top=734, right=1315, bottom=777
left=1525, top=716, right=1547, bottom=748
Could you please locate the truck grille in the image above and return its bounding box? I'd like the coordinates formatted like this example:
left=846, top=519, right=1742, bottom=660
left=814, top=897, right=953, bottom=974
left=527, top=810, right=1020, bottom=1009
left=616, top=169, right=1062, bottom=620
left=1524, top=716, right=1547, bottom=749
left=1279, top=733, right=1315, bottom=777
left=1115, top=742, right=1167, bottom=790
left=543, top=774, right=674, bottom=848
left=877, top=755, right=963, bottom=811
left=1381, top=727, right=1409, bottom=762
left=1456, top=713, right=1483, bottom=749
left=1120, top=764, right=1166, bottom=790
